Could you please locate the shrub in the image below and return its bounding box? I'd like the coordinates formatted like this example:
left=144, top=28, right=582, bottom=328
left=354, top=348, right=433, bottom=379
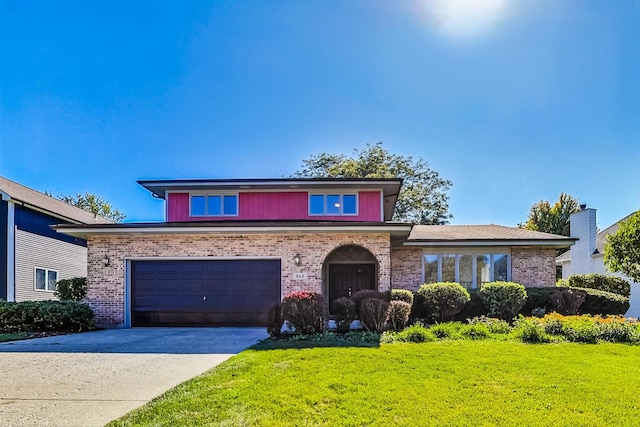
left=359, top=298, right=389, bottom=333
left=521, top=287, right=555, bottom=316
left=467, top=316, right=512, bottom=334
left=388, top=289, right=414, bottom=305
left=576, top=287, right=630, bottom=315
left=549, top=288, right=586, bottom=315
left=459, top=323, right=492, bottom=340
left=531, top=307, right=546, bottom=318
left=480, top=282, right=527, bottom=321
left=415, top=282, right=470, bottom=323
left=281, top=291, right=325, bottom=334
left=388, top=300, right=411, bottom=332
left=54, top=277, right=87, bottom=301
left=512, top=317, right=554, bottom=343
left=429, top=322, right=465, bottom=339
left=556, top=278, right=569, bottom=288
left=0, top=300, right=95, bottom=333
left=351, top=290, right=385, bottom=317
left=266, top=303, right=283, bottom=337
left=396, top=323, right=435, bottom=343
left=453, top=290, right=488, bottom=321
left=598, top=322, right=640, bottom=343
left=332, top=297, right=356, bottom=333
left=567, top=273, right=631, bottom=298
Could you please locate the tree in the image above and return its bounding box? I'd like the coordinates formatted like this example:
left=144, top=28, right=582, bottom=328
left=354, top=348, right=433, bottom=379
left=59, top=192, right=126, bottom=223
left=604, top=211, right=640, bottom=282
left=290, top=142, right=452, bottom=224
left=519, top=193, right=580, bottom=237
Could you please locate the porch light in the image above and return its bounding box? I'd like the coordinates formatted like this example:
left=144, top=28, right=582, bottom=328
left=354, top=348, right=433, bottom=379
left=293, top=253, right=301, bottom=267
left=103, top=255, right=110, bottom=267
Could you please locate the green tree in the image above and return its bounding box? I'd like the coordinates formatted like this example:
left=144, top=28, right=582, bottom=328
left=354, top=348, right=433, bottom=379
left=519, top=193, right=580, bottom=237
left=59, top=192, right=126, bottom=223
left=290, top=142, right=452, bottom=224
left=604, top=211, right=640, bottom=282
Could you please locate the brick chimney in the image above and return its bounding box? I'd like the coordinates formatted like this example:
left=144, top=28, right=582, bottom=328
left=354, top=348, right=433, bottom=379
left=569, top=206, right=597, bottom=274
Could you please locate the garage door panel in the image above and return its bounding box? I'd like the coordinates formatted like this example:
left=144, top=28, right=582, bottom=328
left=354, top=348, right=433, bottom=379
left=132, top=259, right=281, bottom=326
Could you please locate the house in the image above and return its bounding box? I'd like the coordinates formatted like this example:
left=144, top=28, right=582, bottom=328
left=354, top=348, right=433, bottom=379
left=556, top=207, right=640, bottom=317
left=0, top=176, right=111, bottom=302
left=54, top=178, right=575, bottom=328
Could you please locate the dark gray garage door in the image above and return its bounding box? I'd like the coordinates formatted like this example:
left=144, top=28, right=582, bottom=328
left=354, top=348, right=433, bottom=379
left=131, top=259, right=281, bottom=327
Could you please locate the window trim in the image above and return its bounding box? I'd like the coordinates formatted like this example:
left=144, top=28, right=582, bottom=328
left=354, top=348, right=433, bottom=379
left=189, top=192, right=239, bottom=217
left=308, top=193, right=359, bottom=216
left=34, top=267, right=58, bottom=292
left=421, top=249, right=511, bottom=289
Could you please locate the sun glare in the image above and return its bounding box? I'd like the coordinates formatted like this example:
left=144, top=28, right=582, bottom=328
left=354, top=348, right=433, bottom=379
left=423, top=0, right=510, bottom=40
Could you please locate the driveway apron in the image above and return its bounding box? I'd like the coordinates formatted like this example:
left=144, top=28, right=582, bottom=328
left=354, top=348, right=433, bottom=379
left=0, top=328, right=267, bottom=427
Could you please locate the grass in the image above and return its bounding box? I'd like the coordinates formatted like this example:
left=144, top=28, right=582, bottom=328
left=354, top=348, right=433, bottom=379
left=0, top=332, right=32, bottom=343
left=110, top=339, right=640, bottom=427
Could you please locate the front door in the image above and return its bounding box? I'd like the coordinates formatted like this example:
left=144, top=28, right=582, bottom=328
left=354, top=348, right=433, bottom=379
left=328, top=263, right=376, bottom=310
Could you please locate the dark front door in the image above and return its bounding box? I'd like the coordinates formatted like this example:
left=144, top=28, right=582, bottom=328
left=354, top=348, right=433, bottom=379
left=131, top=259, right=281, bottom=327
left=328, top=263, right=376, bottom=310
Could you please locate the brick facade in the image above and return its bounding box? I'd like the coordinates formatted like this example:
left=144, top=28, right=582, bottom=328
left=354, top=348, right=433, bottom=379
left=87, top=232, right=391, bottom=325
left=391, top=247, right=423, bottom=291
left=511, top=247, right=557, bottom=287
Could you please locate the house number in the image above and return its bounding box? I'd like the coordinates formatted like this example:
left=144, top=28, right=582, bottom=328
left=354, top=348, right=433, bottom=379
left=293, top=272, right=308, bottom=280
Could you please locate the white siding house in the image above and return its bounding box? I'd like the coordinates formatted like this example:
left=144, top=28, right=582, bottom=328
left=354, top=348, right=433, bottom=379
left=557, top=207, right=640, bottom=318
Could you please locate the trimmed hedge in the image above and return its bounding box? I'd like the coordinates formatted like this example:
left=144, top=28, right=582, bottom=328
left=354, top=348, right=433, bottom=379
left=415, top=282, right=470, bottom=323
left=0, top=300, right=95, bottom=333
left=359, top=298, right=389, bottom=333
left=54, top=277, right=87, bottom=301
left=480, top=282, right=527, bottom=321
left=453, top=290, right=488, bottom=321
left=351, top=290, right=385, bottom=317
left=563, top=274, right=631, bottom=298
left=522, top=287, right=629, bottom=316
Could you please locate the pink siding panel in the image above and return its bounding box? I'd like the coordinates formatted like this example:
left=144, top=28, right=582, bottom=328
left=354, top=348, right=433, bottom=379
left=166, top=190, right=382, bottom=222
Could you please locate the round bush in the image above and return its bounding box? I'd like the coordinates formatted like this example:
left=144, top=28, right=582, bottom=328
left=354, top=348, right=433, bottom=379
left=351, top=290, right=385, bottom=317
left=281, top=291, right=325, bottom=334
left=388, top=300, right=411, bottom=331
left=359, top=298, right=390, bottom=333
left=54, top=277, right=87, bottom=301
left=388, top=289, right=414, bottom=305
left=415, top=282, right=470, bottom=323
left=332, top=297, right=356, bottom=333
left=480, top=282, right=527, bottom=321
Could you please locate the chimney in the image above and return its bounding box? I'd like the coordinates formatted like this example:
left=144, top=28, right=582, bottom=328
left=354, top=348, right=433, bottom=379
left=569, top=207, right=597, bottom=274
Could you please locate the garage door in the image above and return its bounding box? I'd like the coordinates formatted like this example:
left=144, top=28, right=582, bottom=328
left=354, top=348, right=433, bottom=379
left=131, top=259, right=281, bottom=327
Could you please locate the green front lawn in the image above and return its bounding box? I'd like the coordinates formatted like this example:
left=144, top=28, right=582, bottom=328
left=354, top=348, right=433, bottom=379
left=110, top=340, right=640, bottom=426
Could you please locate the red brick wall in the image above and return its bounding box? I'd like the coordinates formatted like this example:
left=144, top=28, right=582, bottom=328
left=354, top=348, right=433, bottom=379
left=511, top=247, right=557, bottom=287
left=87, top=232, right=391, bottom=325
left=391, top=247, right=423, bottom=291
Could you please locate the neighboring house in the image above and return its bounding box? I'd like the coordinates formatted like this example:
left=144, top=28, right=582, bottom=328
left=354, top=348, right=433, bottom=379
left=0, top=176, right=111, bottom=302
left=55, top=178, right=574, bottom=328
left=556, top=207, right=640, bottom=317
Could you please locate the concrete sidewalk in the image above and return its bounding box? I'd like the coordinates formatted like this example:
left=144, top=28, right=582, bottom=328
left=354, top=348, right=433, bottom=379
left=0, top=328, right=267, bottom=426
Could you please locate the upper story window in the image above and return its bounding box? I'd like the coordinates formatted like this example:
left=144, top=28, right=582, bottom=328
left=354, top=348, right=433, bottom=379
left=309, top=193, right=357, bottom=216
left=34, top=267, right=57, bottom=292
left=190, top=194, right=238, bottom=216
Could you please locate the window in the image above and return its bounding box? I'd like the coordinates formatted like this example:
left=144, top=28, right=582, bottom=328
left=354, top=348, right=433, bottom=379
left=422, top=252, right=510, bottom=289
left=34, top=267, right=58, bottom=292
left=309, top=193, right=358, bottom=215
left=190, top=194, right=238, bottom=216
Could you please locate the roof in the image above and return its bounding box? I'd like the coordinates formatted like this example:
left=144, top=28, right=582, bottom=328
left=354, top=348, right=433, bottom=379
left=0, top=176, right=112, bottom=225
left=405, top=224, right=575, bottom=247
left=137, top=177, right=403, bottom=222
left=594, top=211, right=637, bottom=255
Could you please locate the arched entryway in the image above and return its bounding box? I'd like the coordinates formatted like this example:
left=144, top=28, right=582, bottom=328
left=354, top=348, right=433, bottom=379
left=323, top=245, right=378, bottom=311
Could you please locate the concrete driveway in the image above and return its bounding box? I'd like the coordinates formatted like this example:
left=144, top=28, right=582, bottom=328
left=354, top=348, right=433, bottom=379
left=0, top=328, right=267, bottom=427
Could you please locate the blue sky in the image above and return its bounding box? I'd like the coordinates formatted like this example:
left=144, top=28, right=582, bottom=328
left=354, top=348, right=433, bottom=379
left=1, top=0, right=638, bottom=228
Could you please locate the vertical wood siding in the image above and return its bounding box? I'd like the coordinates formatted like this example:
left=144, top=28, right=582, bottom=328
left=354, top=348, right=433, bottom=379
left=167, top=191, right=382, bottom=222
left=14, top=229, right=87, bottom=301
